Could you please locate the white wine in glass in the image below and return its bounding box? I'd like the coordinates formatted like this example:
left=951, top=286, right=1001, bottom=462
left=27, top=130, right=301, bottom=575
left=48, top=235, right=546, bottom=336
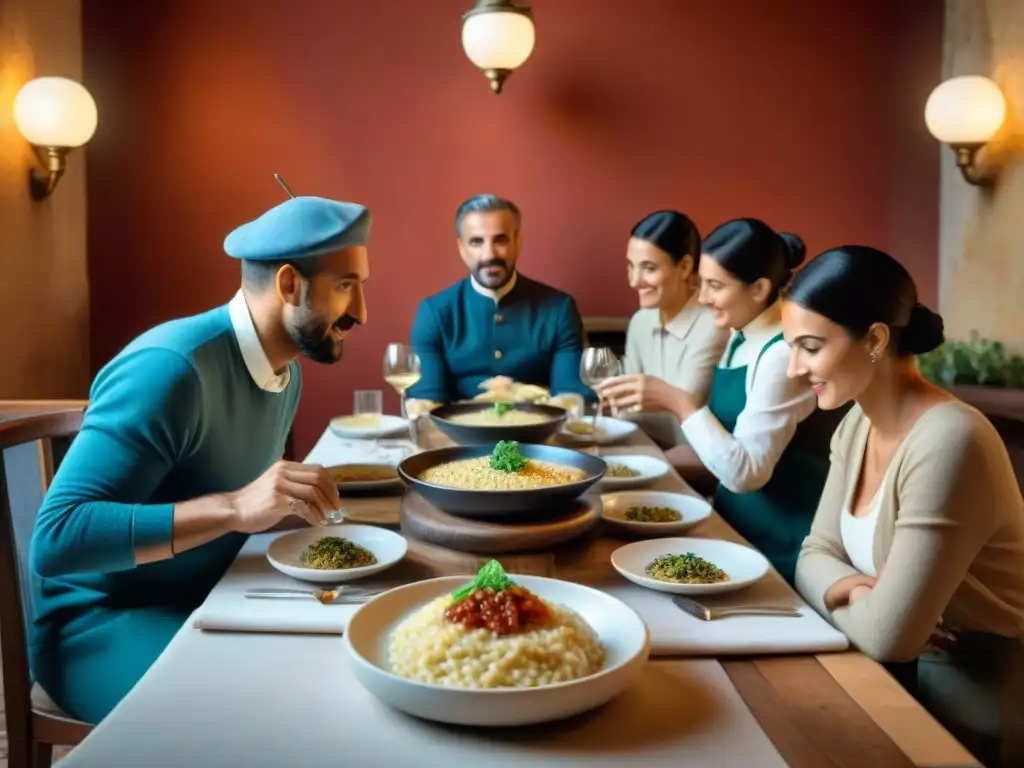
left=383, top=343, right=422, bottom=420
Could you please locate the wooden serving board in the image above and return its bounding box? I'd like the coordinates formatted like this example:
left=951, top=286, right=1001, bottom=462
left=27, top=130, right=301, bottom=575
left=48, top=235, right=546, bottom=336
left=399, top=491, right=602, bottom=554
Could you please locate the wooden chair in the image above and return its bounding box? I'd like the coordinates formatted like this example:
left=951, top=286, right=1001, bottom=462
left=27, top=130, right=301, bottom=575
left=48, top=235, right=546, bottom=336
left=1, top=407, right=94, bottom=767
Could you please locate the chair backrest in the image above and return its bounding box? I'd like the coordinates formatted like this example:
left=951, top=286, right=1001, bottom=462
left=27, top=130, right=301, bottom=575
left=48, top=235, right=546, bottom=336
left=0, top=406, right=85, bottom=757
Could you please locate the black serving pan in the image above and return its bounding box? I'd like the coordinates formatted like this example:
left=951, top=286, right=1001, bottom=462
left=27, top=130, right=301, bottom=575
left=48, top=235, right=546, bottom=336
left=397, top=443, right=606, bottom=521
left=428, top=402, right=568, bottom=446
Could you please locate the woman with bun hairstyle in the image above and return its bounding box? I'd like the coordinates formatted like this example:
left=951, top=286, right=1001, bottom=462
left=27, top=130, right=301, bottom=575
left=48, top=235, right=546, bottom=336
left=603, top=218, right=839, bottom=583
left=784, top=245, right=1024, bottom=767
left=600, top=210, right=729, bottom=448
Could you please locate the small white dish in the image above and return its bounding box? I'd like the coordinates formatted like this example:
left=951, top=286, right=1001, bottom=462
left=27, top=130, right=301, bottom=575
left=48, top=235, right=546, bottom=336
left=329, top=414, right=409, bottom=440
left=601, top=490, right=713, bottom=535
left=344, top=574, right=649, bottom=727
left=611, top=537, right=770, bottom=596
left=266, top=525, right=408, bottom=585
left=561, top=416, right=638, bottom=445
left=598, top=454, right=671, bottom=490
left=326, top=464, right=404, bottom=493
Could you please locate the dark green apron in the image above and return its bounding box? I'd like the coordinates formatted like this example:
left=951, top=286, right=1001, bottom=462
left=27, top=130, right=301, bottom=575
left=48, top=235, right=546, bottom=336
left=707, top=332, right=836, bottom=585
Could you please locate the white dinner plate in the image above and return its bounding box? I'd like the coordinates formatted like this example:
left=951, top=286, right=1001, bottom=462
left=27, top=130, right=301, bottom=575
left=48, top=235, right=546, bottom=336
left=561, top=416, right=638, bottom=445
left=344, top=574, right=649, bottom=727
left=329, top=414, right=410, bottom=440
left=601, top=490, right=713, bottom=535
left=266, top=525, right=408, bottom=584
left=611, top=537, right=770, bottom=596
left=598, top=454, right=671, bottom=490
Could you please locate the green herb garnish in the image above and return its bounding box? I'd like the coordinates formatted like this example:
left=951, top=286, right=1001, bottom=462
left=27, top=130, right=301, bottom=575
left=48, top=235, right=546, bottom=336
left=494, top=401, right=514, bottom=417
left=489, top=439, right=528, bottom=473
left=645, top=552, right=729, bottom=584
left=451, top=559, right=515, bottom=603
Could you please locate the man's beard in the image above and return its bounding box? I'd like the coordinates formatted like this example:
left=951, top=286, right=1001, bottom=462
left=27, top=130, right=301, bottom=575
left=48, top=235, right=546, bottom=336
left=473, top=259, right=514, bottom=289
left=286, top=304, right=357, bottom=365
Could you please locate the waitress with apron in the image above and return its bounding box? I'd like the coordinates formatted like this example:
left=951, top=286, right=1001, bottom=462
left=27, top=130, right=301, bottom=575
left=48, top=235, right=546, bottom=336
left=603, top=218, right=841, bottom=584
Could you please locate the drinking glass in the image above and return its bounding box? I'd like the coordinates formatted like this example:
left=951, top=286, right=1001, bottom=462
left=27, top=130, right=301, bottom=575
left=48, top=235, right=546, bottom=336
left=353, top=389, right=384, bottom=454
left=383, top=343, right=422, bottom=442
left=579, top=347, right=623, bottom=442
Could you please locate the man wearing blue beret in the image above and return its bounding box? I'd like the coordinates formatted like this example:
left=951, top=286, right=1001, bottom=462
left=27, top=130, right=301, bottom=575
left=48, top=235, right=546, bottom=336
left=29, top=188, right=371, bottom=725
left=406, top=194, right=593, bottom=409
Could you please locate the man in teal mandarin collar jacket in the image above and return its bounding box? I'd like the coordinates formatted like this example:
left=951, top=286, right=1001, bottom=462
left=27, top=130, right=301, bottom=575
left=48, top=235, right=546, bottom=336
left=406, top=194, right=593, bottom=405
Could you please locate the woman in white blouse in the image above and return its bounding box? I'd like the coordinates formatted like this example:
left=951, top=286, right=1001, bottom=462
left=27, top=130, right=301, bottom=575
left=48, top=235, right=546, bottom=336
left=603, top=218, right=841, bottom=583
left=607, top=210, right=728, bottom=448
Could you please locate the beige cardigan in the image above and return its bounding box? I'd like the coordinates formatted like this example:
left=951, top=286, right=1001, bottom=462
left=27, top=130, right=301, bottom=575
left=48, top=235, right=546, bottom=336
left=795, top=400, right=1024, bottom=662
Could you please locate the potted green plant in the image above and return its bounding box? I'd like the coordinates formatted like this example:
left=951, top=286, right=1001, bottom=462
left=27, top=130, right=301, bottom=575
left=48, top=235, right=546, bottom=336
left=916, top=331, right=1024, bottom=420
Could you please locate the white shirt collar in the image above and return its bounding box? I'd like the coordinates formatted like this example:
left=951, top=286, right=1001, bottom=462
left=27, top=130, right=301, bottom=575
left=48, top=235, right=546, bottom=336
left=655, top=292, right=701, bottom=340
left=470, top=270, right=518, bottom=303
left=228, top=290, right=290, bottom=393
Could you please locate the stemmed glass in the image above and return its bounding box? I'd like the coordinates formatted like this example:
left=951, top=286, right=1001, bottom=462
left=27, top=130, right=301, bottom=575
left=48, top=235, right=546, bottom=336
left=383, top=343, right=422, bottom=443
left=579, top=347, right=623, bottom=447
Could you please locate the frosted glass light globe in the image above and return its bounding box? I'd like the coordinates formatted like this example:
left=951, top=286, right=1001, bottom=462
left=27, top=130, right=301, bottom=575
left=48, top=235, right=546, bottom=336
left=462, top=11, right=535, bottom=71
left=13, top=77, right=98, bottom=147
left=925, top=75, right=1005, bottom=145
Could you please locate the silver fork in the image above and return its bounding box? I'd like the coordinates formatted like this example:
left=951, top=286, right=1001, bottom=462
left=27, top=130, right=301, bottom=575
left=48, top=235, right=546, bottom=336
left=244, top=587, right=387, bottom=605
left=671, top=594, right=801, bottom=620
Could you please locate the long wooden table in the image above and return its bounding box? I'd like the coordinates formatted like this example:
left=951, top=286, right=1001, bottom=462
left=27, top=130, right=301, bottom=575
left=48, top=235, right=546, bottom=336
left=325, top=420, right=976, bottom=767
left=2, top=400, right=979, bottom=766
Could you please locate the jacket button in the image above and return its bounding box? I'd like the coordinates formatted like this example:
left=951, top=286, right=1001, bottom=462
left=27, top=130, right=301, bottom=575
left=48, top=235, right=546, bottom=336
left=494, top=350, right=503, bottom=359
left=495, top=314, right=503, bottom=323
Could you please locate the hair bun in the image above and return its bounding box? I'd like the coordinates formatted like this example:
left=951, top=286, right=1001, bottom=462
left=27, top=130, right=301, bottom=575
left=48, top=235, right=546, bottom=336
left=779, top=232, right=806, bottom=270
left=904, top=303, right=945, bottom=355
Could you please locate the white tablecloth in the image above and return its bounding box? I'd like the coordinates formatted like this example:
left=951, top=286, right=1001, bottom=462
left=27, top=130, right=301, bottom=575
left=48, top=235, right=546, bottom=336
left=59, top=630, right=788, bottom=768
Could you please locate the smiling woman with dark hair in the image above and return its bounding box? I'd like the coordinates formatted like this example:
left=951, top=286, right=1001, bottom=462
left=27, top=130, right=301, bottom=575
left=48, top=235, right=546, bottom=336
left=783, top=245, right=1024, bottom=768
left=599, top=210, right=728, bottom=448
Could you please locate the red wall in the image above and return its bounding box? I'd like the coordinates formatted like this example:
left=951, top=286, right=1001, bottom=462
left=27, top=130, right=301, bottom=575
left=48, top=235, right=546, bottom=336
left=82, top=0, right=942, bottom=458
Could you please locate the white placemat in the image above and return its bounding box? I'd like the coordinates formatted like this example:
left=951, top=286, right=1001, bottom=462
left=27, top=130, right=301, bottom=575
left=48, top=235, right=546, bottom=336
left=600, top=575, right=848, bottom=656
left=191, top=534, right=405, bottom=634
left=60, top=628, right=788, bottom=768
left=304, top=429, right=418, bottom=467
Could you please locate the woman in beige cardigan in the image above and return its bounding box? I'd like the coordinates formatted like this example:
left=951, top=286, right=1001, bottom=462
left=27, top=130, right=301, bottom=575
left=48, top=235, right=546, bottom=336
left=782, top=245, right=1024, bottom=768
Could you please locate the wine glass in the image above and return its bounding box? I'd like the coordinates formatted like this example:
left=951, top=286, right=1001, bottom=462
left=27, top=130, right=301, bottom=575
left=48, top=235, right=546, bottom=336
left=383, top=343, right=422, bottom=442
left=579, top=347, right=623, bottom=445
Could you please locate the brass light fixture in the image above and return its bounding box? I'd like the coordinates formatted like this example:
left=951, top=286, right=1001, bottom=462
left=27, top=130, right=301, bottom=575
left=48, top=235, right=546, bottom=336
left=13, top=76, right=98, bottom=201
left=925, top=75, right=1007, bottom=188
left=461, top=0, right=536, bottom=94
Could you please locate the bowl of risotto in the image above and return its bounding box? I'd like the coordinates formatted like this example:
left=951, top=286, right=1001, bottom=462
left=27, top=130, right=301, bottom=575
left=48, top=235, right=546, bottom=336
left=397, top=440, right=606, bottom=520
left=344, top=560, right=649, bottom=726
left=429, top=401, right=569, bottom=446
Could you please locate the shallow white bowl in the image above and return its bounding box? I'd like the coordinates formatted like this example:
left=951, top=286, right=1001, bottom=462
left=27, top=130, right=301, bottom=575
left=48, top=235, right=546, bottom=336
left=561, top=416, right=638, bottom=445
left=326, top=463, right=404, bottom=493
left=611, top=537, right=770, bottom=596
left=329, top=414, right=409, bottom=440
left=601, top=490, right=713, bottom=535
left=266, top=525, right=408, bottom=584
left=344, top=574, right=650, bottom=727
left=598, top=454, right=671, bottom=490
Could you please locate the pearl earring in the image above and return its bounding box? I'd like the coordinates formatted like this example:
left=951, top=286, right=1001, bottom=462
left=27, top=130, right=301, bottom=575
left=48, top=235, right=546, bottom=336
left=870, top=350, right=880, bottom=363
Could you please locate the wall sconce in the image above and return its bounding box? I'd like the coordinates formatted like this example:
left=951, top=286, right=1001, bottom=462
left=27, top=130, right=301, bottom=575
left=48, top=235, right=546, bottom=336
left=13, top=76, right=98, bottom=201
left=925, top=75, right=1006, bottom=188
left=461, top=0, right=536, bottom=94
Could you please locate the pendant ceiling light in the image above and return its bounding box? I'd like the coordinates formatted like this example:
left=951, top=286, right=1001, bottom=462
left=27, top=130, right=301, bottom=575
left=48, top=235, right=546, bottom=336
left=461, top=0, right=536, bottom=95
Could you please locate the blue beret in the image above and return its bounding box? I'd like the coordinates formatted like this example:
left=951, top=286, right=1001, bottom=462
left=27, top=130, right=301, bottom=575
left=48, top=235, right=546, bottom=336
left=224, top=196, right=372, bottom=261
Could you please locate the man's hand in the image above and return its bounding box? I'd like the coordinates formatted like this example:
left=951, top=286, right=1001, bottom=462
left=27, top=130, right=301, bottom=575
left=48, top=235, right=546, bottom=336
left=227, top=461, right=342, bottom=533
